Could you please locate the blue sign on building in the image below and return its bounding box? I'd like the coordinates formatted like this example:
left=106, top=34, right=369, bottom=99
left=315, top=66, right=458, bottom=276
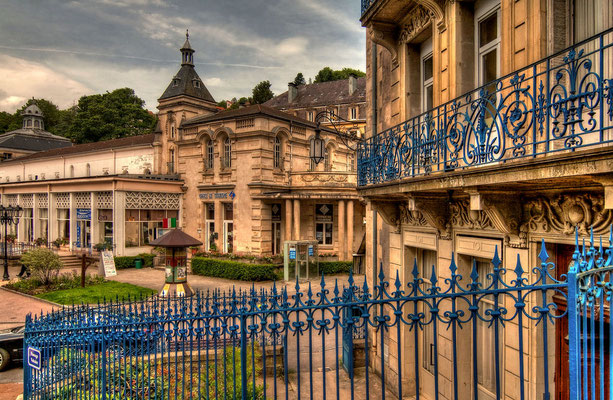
left=76, top=208, right=91, bottom=220
left=76, top=224, right=81, bottom=248
left=27, top=347, right=41, bottom=371
left=308, top=245, right=314, bottom=256
left=289, top=247, right=296, bottom=260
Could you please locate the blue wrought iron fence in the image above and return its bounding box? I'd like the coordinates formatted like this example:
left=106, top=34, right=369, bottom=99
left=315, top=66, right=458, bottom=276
left=23, top=231, right=612, bottom=399
left=357, top=29, right=613, bottom=187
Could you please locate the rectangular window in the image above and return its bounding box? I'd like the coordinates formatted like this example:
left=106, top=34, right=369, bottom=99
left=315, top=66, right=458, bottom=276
left=206, top=141, right=214, bottom=169
left=124, top=209, right=178, bottom=247
left=474, top=256, right=499, bottom=398
left=419, top=249, right=437, bottom=375
left=308, top=111, right=314, bottom=122
left=315, top=204, right=334, bottom=245
left=38, top=208, right=48, bottom=241
left=57, top=209, right=70, bottom=241
left=350, top=107, right=357, bottom=120
left=420, top=37, right=434, bottom=113
left=24, top=208, right=34, bottom=243
left=205, top=203, right=215, bottom=251
left=476, top=2, right=500, bottom=129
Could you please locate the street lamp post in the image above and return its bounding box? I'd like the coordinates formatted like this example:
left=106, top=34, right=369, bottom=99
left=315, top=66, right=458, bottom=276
left=309, top=110, right=363, bottom=165
left=1, top=205, right=23, bottom=281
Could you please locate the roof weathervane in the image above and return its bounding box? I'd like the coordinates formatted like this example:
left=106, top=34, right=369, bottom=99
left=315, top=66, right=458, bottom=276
left=186, top=29, right=189, bottom=40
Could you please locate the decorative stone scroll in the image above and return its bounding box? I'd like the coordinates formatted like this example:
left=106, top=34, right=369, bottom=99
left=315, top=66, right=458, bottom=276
left=523, top=193, right=613, bottom=236
left=21, top=194, right=33, bottom=209
left=96, top=192, right=113, bottom=209
left=125, top=192, right=181, bottom=210
left=37, top=193, right=48, bottom=209
left=449, top=199, right=494, bottom=230
left=399, top=6, right=432, bottom=44
left=75, top=192, right=91, bottom=209
left=301, top=174, right=348, bottom=183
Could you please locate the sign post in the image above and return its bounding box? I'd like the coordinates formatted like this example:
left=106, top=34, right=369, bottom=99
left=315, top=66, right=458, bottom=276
left=100, top=250, right=117, bottom=277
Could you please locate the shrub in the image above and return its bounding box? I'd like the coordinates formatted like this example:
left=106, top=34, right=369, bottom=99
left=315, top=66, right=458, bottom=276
left=318, top=261, right=353, bottom=275
left=114, top=256, right=136, bottom=269
left=191, top=258, right=278, bottom=281
left=6, top=272, right=105, bottom=295
left=21, top=248, right=63, bottom=285
left=137, top=253, right=155, bottom=268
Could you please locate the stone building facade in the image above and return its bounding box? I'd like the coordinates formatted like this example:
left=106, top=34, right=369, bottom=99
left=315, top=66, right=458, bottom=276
left=358, top=0, right=612, bottom=399
left=0, top=33, right=365, bottom=261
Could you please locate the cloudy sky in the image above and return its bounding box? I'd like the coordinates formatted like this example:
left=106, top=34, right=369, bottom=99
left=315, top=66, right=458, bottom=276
left=0, top=0, right=366, bottom=113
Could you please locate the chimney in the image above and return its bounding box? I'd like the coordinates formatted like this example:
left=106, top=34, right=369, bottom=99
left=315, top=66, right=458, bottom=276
left=348, top=74, right=358, bottom=95
left=288, top=82, right=298, bottom=103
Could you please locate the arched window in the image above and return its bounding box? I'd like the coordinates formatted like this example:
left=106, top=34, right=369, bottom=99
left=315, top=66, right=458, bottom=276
left=274, top=137, right=281, bottom=169
left=169, top=148, right=175, bottom=173
left=206, top=140, right=214, bottom=169
left=34, top=120, right=40, bottom=128
left=26, top=119, right=32, bottom=127
left=223, top=137, right=232, bottom=168
left=86, top=163, right=91, bottom=177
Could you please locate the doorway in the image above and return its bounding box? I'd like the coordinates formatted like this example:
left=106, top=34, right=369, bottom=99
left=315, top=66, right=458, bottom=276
left=76, top=220, right=91, bottom=249
left=272, top=222, right=282, bottom=255
left=223, top=203, right=233, bottom=253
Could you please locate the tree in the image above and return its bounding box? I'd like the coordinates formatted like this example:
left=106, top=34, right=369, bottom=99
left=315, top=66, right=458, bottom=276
left=293, top=73, right=306, bottom=86
left=314, top=67, right=366, bottom=83
left=21, top=248, right=63, bottom=285
left=251, top=80, right=274, bottom=104
left=67, top=88, right=157, bottom=144
left=216, top=100, right=228, bottom=109
left=0, top=111, right=12, bottom=134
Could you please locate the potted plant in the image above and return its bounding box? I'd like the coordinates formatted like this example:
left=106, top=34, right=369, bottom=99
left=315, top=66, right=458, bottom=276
left=35, top=237, right=47, bottom=247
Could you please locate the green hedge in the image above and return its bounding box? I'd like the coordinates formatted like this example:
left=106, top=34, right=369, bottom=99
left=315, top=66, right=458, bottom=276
left=114, top=253, right=155, bottom=269
left=318, top=261, right=353, bottom=275
left=191, top=257, right=279, bottom=281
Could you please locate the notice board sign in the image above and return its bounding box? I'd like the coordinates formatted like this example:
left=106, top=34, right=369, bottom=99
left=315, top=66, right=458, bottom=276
left=27, top=347, right=41, bottom=370
left=100, top=250, right=117, bottom=277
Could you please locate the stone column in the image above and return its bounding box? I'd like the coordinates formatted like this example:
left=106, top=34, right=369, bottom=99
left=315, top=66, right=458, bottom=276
left=338, top=200, right=346, bottom=261
left=214, top=200, right=223, bottom=252
left=346, top=200, right=354, bottom=261
left=285, top=199, right=293, bottom=241
left=69, top=193, right=77, bottom=251
left=113, top=191, right=125, bottom=256
left=293, top=199, right=301, bottom=241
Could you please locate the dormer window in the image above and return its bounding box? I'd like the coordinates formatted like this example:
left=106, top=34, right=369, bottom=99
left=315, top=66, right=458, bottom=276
left=173, top=79, right=179, bottom=87
left=193, top=80, right=201, bottom=88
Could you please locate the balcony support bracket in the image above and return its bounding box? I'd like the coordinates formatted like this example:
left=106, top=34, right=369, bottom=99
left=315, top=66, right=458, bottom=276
left=368, top=22, right=398, bottom=66
left=406, top=196, right=451, bottom=240
left=472, top=193, right=526, bottom=248
left=372, top=200, right=401, bottom=233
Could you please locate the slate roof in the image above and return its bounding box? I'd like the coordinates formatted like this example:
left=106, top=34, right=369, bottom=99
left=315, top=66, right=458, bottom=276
left=1, top=134, right=157, bottom=164
left=181, top=104, right=319, bottom=128
left=264, top=77, right=366, bottom=109
left=159, top=64, right=216, bottom=103
left=0, top=129, right=71, bottom=152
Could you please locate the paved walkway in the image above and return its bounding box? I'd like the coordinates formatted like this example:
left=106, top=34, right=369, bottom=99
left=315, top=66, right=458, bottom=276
left=108, top=267, right=365, bottom=295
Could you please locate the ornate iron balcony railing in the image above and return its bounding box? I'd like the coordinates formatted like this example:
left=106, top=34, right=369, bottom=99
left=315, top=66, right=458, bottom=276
left=361, top=0, right=378, bottom=16
left=358, top=28, right=613, bottom=187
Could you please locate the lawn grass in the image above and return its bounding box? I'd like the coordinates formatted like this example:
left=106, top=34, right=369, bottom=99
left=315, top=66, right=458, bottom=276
left=36, top=281, right=156, bottom=304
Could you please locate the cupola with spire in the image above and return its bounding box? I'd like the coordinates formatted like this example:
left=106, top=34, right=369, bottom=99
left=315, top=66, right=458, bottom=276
left=181, top=30, right=194, bottom=66
left=159, top=30, right=216, bottom=104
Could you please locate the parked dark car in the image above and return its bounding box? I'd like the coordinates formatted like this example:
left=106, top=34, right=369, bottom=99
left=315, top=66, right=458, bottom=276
left=0, top=326, right=24, bottom=371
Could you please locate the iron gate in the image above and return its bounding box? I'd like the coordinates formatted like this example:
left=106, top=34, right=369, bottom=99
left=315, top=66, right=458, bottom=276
left=23, top=231, right=612, bottom=399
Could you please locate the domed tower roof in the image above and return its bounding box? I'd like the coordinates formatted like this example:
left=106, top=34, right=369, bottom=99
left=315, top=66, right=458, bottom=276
left=21, top=103, right=45, bottom=131
left=22, top=104, right=44, bottom=117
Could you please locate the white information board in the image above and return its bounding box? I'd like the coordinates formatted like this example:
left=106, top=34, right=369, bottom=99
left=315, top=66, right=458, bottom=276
left=100, top=250, right=117, bottom=277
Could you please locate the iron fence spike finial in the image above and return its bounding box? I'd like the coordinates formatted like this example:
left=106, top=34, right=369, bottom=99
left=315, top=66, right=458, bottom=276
left=430, top=264, right=438, bottom=286
left=515, top=254, right=524, bottom=284
left=412, top=257, right=419, bottom=280
left=449, top=252, right=457, bottom=275
left=538, top=238, right=549, bottom=264
left=470, top=258, right=479, bottom=284
left=492, top=245, right=501, bottom=268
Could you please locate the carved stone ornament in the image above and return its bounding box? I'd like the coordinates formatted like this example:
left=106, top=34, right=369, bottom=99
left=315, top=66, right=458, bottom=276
left=301, top=174, right=348, bottom=183
left=372, top=201, right=401, bottom=233
left=399, top=206, right=428, bottom=226
left=523, top=193, right=613, bottom=236
left=399, top=6, right=432, bottom=44
left=450, top=199, right=494, bottom=230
